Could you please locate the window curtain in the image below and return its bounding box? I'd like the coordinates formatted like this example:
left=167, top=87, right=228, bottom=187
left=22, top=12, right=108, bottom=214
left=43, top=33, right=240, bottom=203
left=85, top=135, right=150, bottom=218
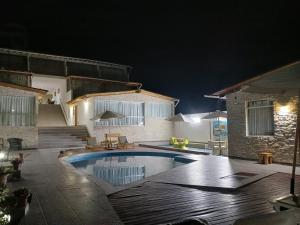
left=94, top=99, right=144, bottom=126
left=0, top=96, right=36, bottom=126
left=247, top=100, right=274, bottom=136
left=146, top=102, right=174, bottom=118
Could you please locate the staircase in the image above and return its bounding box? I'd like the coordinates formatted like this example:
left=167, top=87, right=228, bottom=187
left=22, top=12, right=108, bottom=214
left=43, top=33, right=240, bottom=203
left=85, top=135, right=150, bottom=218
left=38, top=126, right=89, bottom=149
left=37, top=104, right=67, bottom=127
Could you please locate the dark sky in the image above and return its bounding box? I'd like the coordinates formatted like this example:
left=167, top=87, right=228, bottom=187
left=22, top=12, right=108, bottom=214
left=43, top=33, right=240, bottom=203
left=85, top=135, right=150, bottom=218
left=1, top=1, right=299, bottom=113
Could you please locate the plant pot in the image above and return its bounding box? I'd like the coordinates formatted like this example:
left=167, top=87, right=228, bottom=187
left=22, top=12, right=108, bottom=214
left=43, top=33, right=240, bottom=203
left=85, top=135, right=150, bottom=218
left=12, top=164, right=20, bottom=171
left=19, top=153, right=24, bottom=163
left=0, top=174, right=9, bottom=186
left=13, top=189, right=31, bottom=208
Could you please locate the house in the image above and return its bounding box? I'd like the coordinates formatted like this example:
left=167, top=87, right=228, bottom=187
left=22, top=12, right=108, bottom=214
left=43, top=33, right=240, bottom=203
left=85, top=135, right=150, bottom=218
left=211, top=61, right=300, bottom=163
left=0, top=48, right=177, bottom=148
left=0, top=81, right=47, bottom=149
left=68, top=89, right=176, bottom=143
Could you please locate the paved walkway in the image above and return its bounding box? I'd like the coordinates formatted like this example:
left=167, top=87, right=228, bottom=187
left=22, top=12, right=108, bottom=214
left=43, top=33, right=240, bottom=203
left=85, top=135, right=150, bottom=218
left=8, top=148, right=123, bottom=225
left=6, top=147, right=300, bottom=225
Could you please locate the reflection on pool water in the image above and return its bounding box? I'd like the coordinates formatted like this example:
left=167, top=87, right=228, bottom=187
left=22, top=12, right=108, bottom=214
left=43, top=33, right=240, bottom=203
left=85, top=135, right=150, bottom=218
left=70, top=152, right=194, bottom=187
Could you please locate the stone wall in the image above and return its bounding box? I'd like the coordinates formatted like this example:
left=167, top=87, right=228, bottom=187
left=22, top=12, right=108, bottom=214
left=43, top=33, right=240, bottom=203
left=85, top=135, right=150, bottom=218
left=0, top=86, right=39, bottom=149
left=226, top=91, right=297, bottom=163
left=76, top=92, right=175, bottom=143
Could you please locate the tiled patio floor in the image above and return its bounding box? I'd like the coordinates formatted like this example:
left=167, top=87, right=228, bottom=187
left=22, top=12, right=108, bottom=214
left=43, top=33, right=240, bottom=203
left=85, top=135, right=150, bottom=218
left=6, top=147, right=300, bottom=225
left=8, top=148, right=123, bottom=225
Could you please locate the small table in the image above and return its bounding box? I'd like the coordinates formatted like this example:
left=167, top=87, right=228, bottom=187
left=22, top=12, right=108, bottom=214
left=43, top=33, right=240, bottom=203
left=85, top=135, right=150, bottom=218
left=258, top=152, right=273, bottom=164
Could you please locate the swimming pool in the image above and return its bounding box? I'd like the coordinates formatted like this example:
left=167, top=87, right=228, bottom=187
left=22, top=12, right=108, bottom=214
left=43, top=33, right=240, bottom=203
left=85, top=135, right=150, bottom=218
left=66, top=151, right=195, bottom=187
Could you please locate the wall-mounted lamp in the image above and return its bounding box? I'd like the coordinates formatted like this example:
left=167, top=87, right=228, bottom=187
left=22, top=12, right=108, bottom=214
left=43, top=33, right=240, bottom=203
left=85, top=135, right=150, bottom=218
left=84, top=100, right=89, bottom=113
left=278, top=105, right=291, bottom=116
left=192, top=117, right=201, bottom=123
left=0, top=152, right=5, bottom=160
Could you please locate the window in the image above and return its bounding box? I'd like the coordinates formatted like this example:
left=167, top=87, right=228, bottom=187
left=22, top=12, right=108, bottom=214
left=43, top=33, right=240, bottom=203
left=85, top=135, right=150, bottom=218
left=246, top=100, right=274, bottom=136
left=94, top=99, right=144, bottom=126
left=145, top=102, right=174, bottom=118
left=0, top=96, right=36, bottom=126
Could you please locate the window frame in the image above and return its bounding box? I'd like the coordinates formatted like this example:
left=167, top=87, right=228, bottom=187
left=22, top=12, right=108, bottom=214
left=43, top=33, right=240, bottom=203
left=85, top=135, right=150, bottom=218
left=245, top=98, right=275, bottom=137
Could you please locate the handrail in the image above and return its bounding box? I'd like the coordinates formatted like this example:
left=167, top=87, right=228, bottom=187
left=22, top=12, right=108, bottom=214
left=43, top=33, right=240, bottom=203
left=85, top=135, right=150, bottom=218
left=58, top=97, right=68, bottom=125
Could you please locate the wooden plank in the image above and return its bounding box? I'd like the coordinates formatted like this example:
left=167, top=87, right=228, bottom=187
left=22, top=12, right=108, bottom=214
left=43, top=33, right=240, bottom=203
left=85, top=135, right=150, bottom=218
left=109, top=173, right=300, bottom=225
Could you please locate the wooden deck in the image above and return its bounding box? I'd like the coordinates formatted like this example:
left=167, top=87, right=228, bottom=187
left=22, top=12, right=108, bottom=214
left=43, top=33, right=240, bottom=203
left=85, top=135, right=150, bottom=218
left=109, top=173, right=300, bottom=225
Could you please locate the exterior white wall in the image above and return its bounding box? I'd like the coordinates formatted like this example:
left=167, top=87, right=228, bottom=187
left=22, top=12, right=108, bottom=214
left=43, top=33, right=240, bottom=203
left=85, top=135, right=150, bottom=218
left=74, top=93, right=175, bottom=143
left=174, top=113, right=213, bottom=142
left=0, top=86, right=39, bottom=149
left=32, top=75, right=67, bottom=103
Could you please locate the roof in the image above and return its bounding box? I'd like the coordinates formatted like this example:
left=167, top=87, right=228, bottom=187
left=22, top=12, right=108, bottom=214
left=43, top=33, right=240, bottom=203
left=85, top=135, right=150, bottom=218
left=212, top=60, right=300, bottom=96
left=0, top=81, right=47, bottom=94
left=67, top=89, right=178, bottom=105
left=67, top=75, right=141, bottom=87
left=0, top=48, right=131, bottom=70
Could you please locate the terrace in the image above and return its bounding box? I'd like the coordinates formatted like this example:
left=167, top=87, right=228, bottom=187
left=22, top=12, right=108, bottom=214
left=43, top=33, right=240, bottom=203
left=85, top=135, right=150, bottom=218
left=7, top=147, right=300, bottom=225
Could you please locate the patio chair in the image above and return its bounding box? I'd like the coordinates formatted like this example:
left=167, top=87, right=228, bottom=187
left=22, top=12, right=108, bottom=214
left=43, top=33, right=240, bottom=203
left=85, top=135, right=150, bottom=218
left=117, top=136, right=135, bottom=149
left=233, top=208, right=300, bottom=225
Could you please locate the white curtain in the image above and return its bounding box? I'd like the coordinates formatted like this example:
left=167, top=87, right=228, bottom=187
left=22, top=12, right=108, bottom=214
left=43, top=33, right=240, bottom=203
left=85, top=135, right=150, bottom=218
left=0, top=96, right=36, bottom=126
left=93, top=165, right=145, bottom=186
left=146, top=102, right=174, bottom=118
left=94, top=99, right=144, bottom=126
left=247, top=100, right=274, bottom=136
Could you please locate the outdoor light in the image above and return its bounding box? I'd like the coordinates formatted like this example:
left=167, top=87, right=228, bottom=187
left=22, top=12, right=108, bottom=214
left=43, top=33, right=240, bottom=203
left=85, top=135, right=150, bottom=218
left=0, top=152, right=5, bottom=160
left=11, top=109, right=15, bottom=112
left=69, top=106, right=73, bottom=118
left=278, top=105, right=290, bottom=116
left=192, top=117, right=201, bottom=123
left=84, top=100, right=89, bottom=113
left=219, top=117, right=227, bottom=122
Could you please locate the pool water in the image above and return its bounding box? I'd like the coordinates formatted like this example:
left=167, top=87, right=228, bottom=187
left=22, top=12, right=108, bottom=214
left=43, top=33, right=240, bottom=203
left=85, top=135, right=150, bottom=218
left=70, top=152, right=193, bottom=187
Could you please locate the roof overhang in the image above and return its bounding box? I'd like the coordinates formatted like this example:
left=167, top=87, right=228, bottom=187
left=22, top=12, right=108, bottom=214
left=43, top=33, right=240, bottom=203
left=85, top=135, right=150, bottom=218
left=67, top=89, right=178, bottom=106
left=212, top=61, right=300, bottom=97
left=67, top=75, right=142, bottom=87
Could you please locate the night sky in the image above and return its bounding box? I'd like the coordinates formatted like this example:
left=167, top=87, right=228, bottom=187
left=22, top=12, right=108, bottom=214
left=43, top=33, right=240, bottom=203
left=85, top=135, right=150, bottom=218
left=1, top=1, right=299, bottom=113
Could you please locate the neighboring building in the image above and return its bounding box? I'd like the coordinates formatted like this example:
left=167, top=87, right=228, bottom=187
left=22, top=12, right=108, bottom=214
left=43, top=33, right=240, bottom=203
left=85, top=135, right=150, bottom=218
left=211, top=61, right=300, bottom=163
left=68, top=90, right=176, bottom=143
left=0, top=48, right=177, bottom=148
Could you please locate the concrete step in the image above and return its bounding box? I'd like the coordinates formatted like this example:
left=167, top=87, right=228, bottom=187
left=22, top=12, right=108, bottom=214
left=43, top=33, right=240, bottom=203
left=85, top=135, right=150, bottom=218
left=38, top=144, right=86, bottom=149
left=38, top=136, right=88, bottom=141
left=37, top=104, right=67, bottom=127
left=38, top=126, right=89, bottom=149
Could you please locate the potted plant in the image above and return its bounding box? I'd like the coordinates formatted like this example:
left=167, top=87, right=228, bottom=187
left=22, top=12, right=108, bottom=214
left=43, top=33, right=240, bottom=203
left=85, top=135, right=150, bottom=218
left=0, top=167, right=13, bottom=187
left=0, top=187, right=15, bottom=225
left=10, top=158, right=22, bottom=171
left=13, top=188, right=32, bottom=208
